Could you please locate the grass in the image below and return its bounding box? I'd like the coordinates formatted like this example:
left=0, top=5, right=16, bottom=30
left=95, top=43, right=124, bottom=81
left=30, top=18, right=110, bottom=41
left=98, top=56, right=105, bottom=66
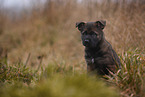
left=0, top=55, right=35, bottom=84
left=0, top=0, right=145, bottom=97
left=0, top=56, right=119, bottom=97
left=0, top=49, right=144, bottom=97
left=106, top=49, right=145, bottom=97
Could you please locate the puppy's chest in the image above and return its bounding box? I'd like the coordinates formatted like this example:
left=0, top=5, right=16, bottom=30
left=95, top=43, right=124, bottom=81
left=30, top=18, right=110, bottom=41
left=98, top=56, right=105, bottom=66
left=85, top=51, right=102, bottom=58
left=85, top=50, right=104, bottom=65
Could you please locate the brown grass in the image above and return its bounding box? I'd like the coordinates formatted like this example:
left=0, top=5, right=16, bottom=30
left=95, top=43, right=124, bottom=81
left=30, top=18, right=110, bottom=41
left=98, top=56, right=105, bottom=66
left=0, top=0, right=145, bottom=96
left=0, top=0, right=144, bottom=67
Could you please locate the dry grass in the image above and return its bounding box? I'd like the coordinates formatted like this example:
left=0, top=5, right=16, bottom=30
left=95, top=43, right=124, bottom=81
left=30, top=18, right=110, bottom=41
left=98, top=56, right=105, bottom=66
left=106, top=49, right=145, bottom=97
left=0, top=0, right=144, bottom=64
left=0, top=0, right=145, bottom=97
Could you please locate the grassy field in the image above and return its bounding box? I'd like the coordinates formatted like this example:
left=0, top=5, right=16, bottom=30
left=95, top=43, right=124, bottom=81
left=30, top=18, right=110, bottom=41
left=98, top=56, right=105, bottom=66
left=0, top=0, right=145, bottom=97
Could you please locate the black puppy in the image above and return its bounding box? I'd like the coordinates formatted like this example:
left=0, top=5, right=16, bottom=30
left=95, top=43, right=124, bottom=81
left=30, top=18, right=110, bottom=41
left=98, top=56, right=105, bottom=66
left=76, top=20, right=121, bottom=75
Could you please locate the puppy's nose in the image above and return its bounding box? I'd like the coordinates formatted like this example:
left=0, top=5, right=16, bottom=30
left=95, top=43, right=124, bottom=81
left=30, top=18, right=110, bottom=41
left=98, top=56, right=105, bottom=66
left=84, top=39, right=90, bottom=44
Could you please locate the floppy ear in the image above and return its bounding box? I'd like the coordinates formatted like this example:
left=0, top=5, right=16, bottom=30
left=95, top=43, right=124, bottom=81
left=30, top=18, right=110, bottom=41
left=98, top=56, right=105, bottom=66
left=76, top=22, right=85, bottom=31
left=95, top=20, right=106, bottom=30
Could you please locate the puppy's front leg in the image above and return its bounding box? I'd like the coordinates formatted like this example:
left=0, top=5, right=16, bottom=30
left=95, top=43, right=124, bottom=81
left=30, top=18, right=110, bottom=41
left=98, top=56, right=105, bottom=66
left=85, top=58, right=96, bottom=72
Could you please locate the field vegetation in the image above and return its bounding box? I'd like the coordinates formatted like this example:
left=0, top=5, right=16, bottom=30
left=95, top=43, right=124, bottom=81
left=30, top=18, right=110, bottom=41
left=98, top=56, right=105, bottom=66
left=0, top=0, right=145, bottom=97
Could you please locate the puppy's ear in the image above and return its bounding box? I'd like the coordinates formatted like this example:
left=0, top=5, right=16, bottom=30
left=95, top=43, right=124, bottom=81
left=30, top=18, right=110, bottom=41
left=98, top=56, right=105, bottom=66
left=76, top=22, right=85, bottom=31
left=95, top=20, right=106, bottom=30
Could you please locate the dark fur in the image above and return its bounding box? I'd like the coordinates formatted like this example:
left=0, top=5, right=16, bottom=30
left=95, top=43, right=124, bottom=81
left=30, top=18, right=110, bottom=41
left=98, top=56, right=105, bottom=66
left=76, top=20, right=121, bottom=75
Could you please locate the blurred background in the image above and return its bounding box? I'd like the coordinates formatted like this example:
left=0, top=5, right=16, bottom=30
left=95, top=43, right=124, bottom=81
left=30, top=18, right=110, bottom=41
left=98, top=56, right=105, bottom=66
left=0, top=0, right=145, bottom=67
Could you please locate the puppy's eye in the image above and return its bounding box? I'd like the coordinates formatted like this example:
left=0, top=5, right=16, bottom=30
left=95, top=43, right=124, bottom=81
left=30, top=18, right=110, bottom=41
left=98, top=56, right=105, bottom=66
left=82, top=31, right=87, bottom=35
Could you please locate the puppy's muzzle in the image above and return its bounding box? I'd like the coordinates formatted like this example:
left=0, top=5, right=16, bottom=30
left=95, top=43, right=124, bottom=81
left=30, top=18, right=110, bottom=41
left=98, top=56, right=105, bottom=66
left=84, top=39, right=90, bottom=46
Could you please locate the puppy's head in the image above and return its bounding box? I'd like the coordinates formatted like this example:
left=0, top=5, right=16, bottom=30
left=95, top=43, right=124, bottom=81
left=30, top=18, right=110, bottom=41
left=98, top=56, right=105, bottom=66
left=76, top=20, right=106, bottom=48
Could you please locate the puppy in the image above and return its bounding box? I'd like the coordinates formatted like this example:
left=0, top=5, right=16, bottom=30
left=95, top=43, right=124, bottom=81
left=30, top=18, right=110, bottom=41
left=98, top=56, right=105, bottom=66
left=76, top=20, right=121, bottom=75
